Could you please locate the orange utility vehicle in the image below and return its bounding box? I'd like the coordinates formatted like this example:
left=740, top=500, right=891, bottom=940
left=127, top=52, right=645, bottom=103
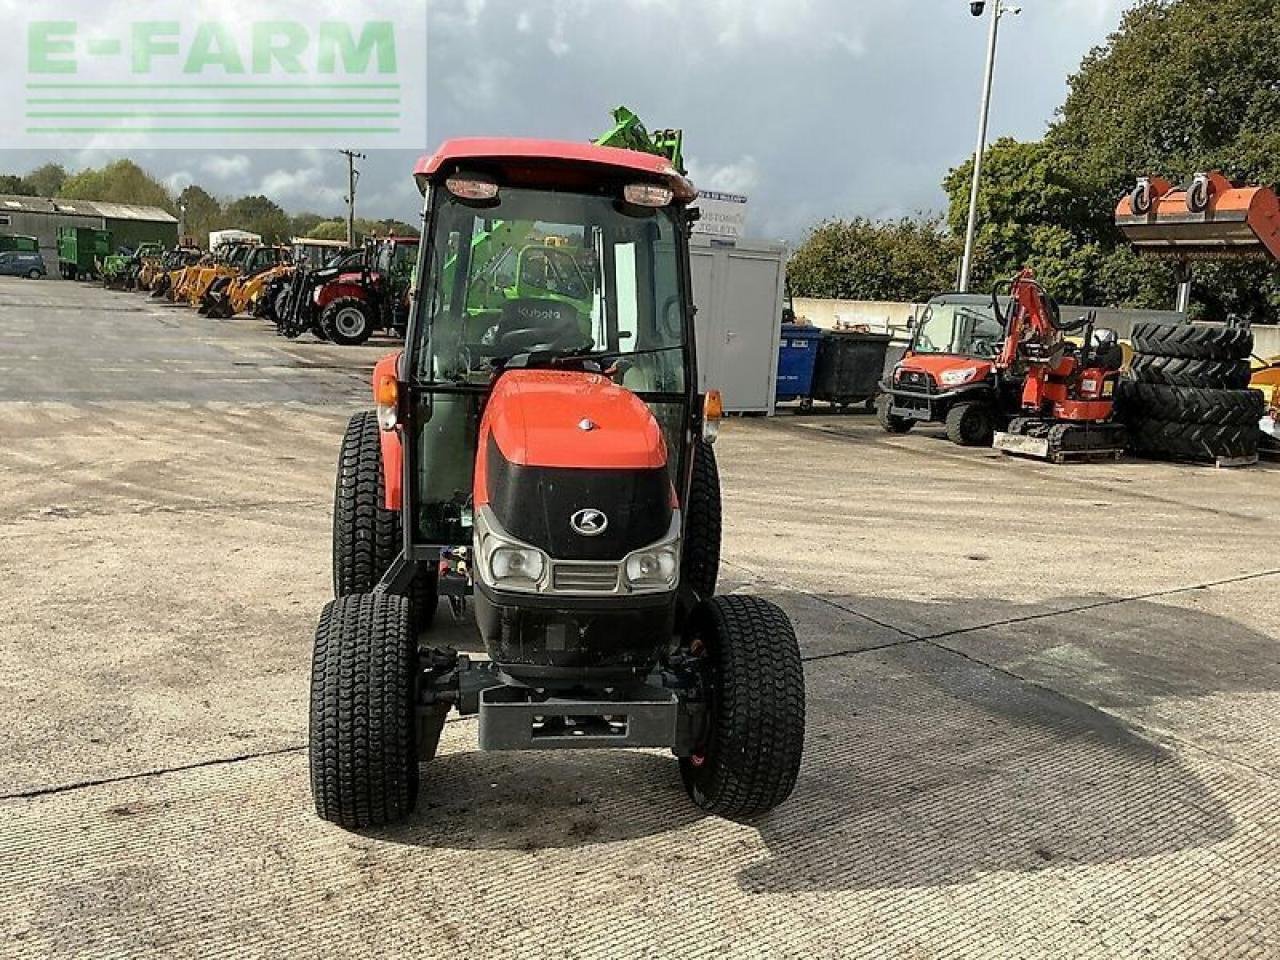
left=308, top=136, right=806, bottom=830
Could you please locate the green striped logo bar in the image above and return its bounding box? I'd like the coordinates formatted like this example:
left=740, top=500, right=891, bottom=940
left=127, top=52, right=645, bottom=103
left=11, top=2, right=426, bottom=148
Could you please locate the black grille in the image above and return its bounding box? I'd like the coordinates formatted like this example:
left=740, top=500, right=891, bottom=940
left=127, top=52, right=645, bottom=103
left=899, top=370, right=936, bottom=393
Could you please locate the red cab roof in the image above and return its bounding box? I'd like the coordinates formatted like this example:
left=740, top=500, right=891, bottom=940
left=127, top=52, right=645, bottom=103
left=414, top=138, right=697, bottom=202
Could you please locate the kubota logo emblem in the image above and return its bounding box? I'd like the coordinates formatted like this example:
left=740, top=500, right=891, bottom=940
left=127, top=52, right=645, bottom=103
left=570, top=509, right=609, bottom=537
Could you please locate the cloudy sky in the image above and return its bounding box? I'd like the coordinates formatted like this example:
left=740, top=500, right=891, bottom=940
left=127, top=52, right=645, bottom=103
left=1, top=0, right=1136, bottom=241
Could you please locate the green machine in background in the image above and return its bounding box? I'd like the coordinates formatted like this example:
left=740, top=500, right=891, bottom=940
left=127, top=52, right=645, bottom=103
left=57, top=227, right=113, bottom=281
left=0, top=235, right=39, bottom=254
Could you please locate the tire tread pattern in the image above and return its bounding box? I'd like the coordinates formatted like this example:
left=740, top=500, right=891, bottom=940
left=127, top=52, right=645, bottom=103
left=309, top=593, right=418, bottom=829
left=1127, top=417, right=1259, bottom=461
left=1130, top=322, right=1253, bottom=361
left=681, top=596, right=805, bottom=819
left=682, top=440, right=722, bottom=599
left=1116, top=381, right=1265, bottom=426
left=1129, top=354, right=1252, bottom=389
left=333, top=412, right=399, bottom=597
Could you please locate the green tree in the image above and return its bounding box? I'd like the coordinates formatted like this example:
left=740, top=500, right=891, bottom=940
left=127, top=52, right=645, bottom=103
left=176, top=184, right=223, bottom=245
left=304, top=219, right=348, bottom=241
left=788, top=217, right=961, bottom=302
left=0, top=174, right=31, bottom=196
left=290, top=212, right=327, bottom=238
left=59, top=160, right=176, bottom=212
left=22, top=163, right=67, bottom=198
left=946, top=0, right=1280, bottom=319
left=222, top=195, right=292, bottom=243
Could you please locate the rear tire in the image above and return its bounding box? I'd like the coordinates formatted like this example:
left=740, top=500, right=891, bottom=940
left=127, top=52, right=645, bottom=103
left=1129, top=354, right=1252, bottom=389
left=1115, top=381, right=1264, bottom=426
left=309, top=593, right=419, bottom=829
left=333, top=412, right=438, bottom=630
left=876, top=394, right=913, bottom=434
left=322, top=298, right=374, bottom=346
left=945, top=401, right=994, bottom=447
left=682, top=439, right=722, bottom=599
left=1127, top=417, right=1259, bottom=461
left=27, top=269, right=41, bottom=280
left=680, top=595, right=806, bottom=819
left=1130, top=322, right=1253, bottom=361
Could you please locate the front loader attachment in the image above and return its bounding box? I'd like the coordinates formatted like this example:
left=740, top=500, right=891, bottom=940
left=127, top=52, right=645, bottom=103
left=1115, top=172, right=1280, bottom=262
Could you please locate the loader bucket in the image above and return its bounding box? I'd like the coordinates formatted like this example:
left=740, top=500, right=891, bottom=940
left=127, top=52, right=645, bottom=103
left=1115, top=172, right=1280, bottom=262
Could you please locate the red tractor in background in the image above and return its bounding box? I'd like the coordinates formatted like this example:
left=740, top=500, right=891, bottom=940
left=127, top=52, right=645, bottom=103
left=879, top=271, right=1126, bottom=461
left=277, top=236, right=419, bottom=345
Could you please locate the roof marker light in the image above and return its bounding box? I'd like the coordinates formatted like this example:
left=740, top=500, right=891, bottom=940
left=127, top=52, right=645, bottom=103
left=624, top=183, right=674, bottom=207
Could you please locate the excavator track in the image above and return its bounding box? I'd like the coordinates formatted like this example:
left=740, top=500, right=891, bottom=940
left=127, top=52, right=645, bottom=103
left=995, top=418, right=1127, bottom=464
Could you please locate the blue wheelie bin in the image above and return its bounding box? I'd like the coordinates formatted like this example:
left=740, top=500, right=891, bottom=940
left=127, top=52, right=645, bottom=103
left=776, top=324, right=824, bottom=405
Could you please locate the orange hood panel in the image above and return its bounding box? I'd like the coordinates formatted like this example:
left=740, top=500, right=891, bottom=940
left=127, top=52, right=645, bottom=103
left=482, top=369, right=668, bottom=471
left=899, top=354, right=995, bottom=379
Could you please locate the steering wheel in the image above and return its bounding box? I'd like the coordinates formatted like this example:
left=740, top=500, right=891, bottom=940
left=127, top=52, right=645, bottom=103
left=498, top=326, right=589, bottom=355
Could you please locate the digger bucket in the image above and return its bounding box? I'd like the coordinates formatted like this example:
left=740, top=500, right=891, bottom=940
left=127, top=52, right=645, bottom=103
left=1115, top=172, right=1280, bottom=262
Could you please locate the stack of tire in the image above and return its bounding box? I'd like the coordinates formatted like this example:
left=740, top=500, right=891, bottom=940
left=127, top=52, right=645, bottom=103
left=1117, top=322, right=1263, bottom=463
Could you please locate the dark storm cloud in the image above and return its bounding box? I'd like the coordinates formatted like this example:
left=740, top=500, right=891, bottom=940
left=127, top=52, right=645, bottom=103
left=0, top=0, right=1132, bottom=241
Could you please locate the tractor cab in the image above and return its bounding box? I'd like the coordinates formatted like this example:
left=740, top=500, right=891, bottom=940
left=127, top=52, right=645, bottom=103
left=307, top=137, right=806, bottom=831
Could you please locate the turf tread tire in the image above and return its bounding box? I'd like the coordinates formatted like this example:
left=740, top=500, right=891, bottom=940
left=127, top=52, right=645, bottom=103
left=309, top=593, right=418, bottom=829
left=682, top=440, right=722, bottom=599
left=1129, top=354, right=1252, bottom=389
left=1130, top=322, right=1253, bottom=361
left=333, top=412, right=400, bottom=598
left=1127, top=417, right=1259, bottom=461
left=680, top=595, right=805, bottom=819
left=1115, top=381, right=1265, bottom=426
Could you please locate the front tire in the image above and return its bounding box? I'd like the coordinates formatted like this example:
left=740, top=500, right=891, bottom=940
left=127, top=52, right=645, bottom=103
left=876, top=394, right=913, bottom=434
left=945, top=401, right=995, bottom=446
left=680, top=595, right=806, bottom=819
left=309, top=593, right=419, bottom=829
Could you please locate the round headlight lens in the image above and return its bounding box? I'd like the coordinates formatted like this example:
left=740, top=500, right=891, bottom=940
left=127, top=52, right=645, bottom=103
left=491, top=547, right=545, bottom=583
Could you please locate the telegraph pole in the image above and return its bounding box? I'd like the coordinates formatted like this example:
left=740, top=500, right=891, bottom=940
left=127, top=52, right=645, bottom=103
left=340, top=150, right=366, bottom=247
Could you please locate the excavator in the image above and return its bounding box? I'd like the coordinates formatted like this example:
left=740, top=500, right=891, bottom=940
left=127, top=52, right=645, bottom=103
left=1115, top=171, right=1280, bottom=452
left=990, top=271, right=1128, bottom=462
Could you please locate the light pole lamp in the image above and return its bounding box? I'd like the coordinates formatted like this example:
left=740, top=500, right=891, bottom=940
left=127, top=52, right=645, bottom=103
left=958, top=0, right=1020, bottom=293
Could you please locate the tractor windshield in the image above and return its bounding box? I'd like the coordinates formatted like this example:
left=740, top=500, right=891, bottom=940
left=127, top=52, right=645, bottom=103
left=913, top=299, right=1007, bottom=359
left=413, top=187, right=686, bottom=394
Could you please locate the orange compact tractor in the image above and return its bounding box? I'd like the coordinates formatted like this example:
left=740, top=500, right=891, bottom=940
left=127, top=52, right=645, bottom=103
left=308, top=137, right=806, bottom=829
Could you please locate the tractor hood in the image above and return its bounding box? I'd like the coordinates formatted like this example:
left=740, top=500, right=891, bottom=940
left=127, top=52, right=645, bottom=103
left=475, top=369, right=673, bottom=562
left=898, top=353, right=995, bottom=386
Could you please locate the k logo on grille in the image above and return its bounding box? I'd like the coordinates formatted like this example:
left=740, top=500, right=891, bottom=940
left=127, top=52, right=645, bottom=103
left=570, top=509, right=609, bottom=537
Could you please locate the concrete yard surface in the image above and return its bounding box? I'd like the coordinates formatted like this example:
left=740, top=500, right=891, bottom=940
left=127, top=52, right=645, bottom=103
left=1, top=277, right=1278, bottom=959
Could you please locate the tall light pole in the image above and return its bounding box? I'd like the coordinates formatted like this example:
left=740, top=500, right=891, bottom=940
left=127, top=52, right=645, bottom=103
left=958, top=0, right=1020, bottom=293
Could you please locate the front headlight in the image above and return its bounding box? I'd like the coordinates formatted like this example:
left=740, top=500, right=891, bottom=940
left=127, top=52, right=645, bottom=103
left=940, top=367, right=981, bottom=387
left=622, top=513, right=682, bottom=593
left=624, top=546, right=679, bottom=590
left=490, top=546, right=545, bottom=583
left=475, top=508, right=549, bottom=593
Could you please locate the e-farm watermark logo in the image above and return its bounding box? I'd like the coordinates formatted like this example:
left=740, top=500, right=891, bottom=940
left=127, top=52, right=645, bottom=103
left=5, top=0, right=426, bottom=149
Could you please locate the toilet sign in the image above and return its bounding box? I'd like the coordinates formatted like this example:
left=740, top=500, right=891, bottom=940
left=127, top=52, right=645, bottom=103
left=693, top=191, right=749, bottom=241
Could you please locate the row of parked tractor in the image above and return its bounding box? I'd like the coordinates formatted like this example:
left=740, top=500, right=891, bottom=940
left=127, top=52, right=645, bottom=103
left=103, top=232, right=419, bottom=347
